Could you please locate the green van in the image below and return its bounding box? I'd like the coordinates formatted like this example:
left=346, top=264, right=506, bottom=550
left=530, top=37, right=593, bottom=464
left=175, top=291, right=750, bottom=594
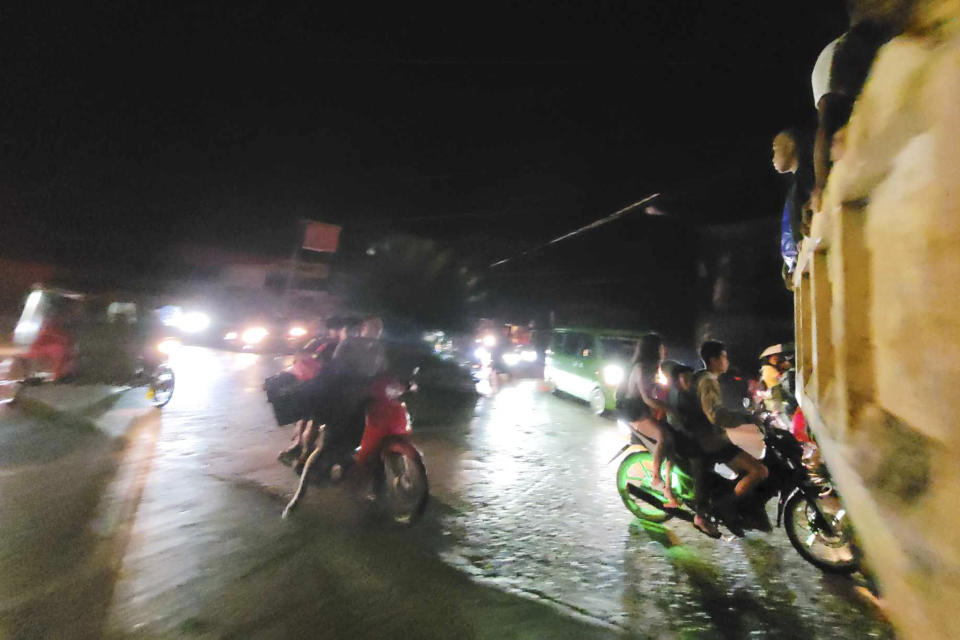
left=543, top=327, right=643, bottom=414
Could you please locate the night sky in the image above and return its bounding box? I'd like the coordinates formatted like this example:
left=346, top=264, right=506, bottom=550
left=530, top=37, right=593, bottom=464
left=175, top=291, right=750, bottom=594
left=2, top=1, right=846, bottom=306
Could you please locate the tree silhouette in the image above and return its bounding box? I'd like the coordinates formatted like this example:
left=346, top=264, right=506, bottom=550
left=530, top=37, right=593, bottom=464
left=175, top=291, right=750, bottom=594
left=340, top=234, right=479, bottom=332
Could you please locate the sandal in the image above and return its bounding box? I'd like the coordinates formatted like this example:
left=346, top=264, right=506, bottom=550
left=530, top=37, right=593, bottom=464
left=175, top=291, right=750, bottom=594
left=693, top=517, right=722, bottom=539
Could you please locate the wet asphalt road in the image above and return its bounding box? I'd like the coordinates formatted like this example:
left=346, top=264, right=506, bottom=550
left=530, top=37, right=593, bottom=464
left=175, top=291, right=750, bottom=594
left=0, top=347, right=893, bottom=639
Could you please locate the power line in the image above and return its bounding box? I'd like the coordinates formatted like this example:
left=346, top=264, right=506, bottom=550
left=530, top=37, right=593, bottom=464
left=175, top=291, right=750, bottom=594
left=488, top=193, right=660, bottom=268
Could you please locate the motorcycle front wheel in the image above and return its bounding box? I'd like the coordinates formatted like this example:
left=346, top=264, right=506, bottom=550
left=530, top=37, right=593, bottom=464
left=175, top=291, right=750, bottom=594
left=616, top=451, right=673, bottom=523
left=784, top=490, right=859, bottom=574
left=149, top=364, right=175, bottom=408
left=378, top=439, right=429, bottom=525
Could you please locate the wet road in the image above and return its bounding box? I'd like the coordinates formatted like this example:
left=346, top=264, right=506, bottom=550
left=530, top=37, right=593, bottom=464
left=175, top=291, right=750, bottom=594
left=1, top=347, right=893, bottom=639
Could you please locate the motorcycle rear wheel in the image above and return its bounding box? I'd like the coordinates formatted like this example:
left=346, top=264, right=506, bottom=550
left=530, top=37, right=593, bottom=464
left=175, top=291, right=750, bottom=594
left=616, top=451, right=673, bottom=523
left=784, top=490, right=858, bottom=574
left=378, top=440, right=429, bottom=525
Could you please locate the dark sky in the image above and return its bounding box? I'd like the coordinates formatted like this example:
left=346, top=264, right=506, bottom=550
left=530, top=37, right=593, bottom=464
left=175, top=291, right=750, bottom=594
left=1, top=1, right=846, bottom=274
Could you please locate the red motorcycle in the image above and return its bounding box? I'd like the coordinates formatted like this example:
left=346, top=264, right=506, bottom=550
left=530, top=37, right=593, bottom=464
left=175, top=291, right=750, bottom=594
left=282, top=373, right=429, bottom=525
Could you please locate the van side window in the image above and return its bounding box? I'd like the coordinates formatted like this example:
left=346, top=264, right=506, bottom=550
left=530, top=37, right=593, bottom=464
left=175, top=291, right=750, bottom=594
left=569, top=332, right=593, bottom=358
left=556, top=333, right=575, bottom=356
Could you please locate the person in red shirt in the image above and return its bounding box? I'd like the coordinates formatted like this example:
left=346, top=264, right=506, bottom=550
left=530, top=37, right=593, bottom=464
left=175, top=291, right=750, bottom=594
left=25, top=314, right=75, bottom=382
left=279, top=317, right=345, bottom=461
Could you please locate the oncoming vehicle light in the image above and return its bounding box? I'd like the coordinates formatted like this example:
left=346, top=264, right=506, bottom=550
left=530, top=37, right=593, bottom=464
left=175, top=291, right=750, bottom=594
left=241, top=327, right=269, bottom=345
left=474, top=347, right=491, bottom=364
left=603, top=364, right=625, bottom=387
left=520, top=349, right=537, bottom=362
left=502, top=352, right=521, bottom=367
left=481, top=334, right=497, bottom=348
left=656, top=367, right=669, bottom=386
left=287, top=326, right=308, bottom=338
left=157, top=337, right=181, bottom=355
left=224, top=331, right=238, bottom=341
left=177, top=311, right=211, bottom=334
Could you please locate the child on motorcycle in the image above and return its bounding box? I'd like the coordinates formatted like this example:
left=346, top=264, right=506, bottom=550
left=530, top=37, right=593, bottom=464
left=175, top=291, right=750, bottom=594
left=663, top=362, right=722, bottom=538
left=622, top=333, right=679, bottom=508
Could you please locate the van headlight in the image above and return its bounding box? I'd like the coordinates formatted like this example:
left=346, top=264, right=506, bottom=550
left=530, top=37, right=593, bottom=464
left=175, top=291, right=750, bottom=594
left=603, top=364, right=625, bottom=386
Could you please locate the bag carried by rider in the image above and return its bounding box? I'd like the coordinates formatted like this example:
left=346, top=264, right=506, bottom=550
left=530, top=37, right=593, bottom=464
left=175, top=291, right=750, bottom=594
left=264, top=371, right=301, bottom=426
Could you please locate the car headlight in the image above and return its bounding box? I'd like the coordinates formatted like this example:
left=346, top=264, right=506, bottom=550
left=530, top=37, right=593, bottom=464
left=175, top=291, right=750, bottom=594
left=502, top=352, right=521, bottom=367
left=603, top=364, right=625, bottom=386
left=224, top=331, right=238, bottom=340
left=157, top=338, right=181, bottom=355
left=177, top=311, right=210, bottom=334
left=287, top=326, right=307, bottom=338
left=520, top=349, right=537, bottom=362
left=242, top=327, right=269, bottom=344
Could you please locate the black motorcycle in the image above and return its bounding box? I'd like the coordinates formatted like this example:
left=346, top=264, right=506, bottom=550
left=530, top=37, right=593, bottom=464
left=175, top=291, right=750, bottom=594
left=613, top=413, right=859, bottom=574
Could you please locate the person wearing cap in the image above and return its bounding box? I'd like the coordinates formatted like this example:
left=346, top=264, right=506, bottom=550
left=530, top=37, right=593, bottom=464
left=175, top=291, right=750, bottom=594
left=759, top=344, right=796, bottom=416
left=759, top=344, right=789, bottom=391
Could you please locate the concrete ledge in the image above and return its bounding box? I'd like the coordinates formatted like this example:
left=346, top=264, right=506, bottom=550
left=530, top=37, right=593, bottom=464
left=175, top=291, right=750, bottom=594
left=15, top=384, right=133, bottom=432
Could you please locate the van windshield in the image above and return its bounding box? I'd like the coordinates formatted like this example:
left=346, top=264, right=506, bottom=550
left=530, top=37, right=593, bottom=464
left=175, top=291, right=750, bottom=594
left=600, top=337, right=637, bottom=362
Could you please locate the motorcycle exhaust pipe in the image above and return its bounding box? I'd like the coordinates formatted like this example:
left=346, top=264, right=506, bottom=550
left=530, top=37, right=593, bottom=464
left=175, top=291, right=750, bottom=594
left=626, top=483, right=693, bottom=522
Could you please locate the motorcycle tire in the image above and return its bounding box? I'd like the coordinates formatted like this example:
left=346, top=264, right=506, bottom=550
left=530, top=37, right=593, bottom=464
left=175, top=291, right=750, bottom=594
left=616, top=451, right=673, bottom=523
left=783, top=490, right=859, bottom=574
left=377, top=438, right=429, bottom=525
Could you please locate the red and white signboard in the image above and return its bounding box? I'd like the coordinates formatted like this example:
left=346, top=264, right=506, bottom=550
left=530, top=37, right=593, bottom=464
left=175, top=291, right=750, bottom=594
left=301, top=221, right=341, bottom=253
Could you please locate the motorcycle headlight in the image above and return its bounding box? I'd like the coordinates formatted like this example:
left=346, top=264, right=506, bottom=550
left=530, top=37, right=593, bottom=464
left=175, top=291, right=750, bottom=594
left=482, top=334, right=497, bottom=348
left=603, top=364, right=625, bottom=386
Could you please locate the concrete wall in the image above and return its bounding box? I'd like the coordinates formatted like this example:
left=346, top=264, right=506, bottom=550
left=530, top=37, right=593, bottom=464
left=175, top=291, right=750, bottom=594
left=793, top=5, right=960, bottom=638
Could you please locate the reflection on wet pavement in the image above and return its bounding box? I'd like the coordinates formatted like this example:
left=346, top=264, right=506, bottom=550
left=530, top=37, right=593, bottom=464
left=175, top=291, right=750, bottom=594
left=417, top=379, right=892, bottom=638
left=2, top=348, right=892, bottom=638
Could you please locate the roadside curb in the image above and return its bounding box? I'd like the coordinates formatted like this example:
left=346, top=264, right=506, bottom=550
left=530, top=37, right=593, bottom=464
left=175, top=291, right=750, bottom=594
left=15, top=385, right=132, bottom=433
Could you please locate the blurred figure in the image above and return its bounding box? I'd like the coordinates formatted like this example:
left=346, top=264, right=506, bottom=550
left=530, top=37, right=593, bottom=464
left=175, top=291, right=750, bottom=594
left=24, top=308, right=76, bottom=382
left=621, top=333, right=679, bottom=508
left=664, top=363, right=722, bottom=537
left=297, top=316, right=387, bottom=475
left=808, top=0, right=911, bottom=213
left=772, top=128, right=814, bottom=286
left=280, top=317, right=346, bottom=462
